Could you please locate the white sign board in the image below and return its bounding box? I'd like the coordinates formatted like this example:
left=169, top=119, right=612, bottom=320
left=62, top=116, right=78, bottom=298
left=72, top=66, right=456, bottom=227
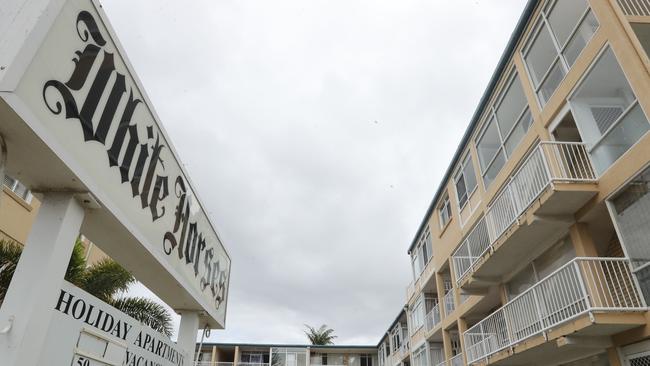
left=2, top=0, right=230, bottom=327
left=40, top=282, right=188, bottom=366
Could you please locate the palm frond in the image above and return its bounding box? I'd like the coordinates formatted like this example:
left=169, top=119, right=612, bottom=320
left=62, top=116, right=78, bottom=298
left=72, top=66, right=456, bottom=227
left=112, top=297, right=173, bottom=337
left=304, top=324, right=336, bottom=345
left=0, top=240, right=22, bottom=304
left=81, top=259, right=134, bottom=302
left=64, top=240, right=87, bottom=287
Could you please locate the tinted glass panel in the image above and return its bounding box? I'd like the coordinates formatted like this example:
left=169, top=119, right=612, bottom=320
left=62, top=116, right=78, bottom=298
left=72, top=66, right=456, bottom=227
left=563, top=11, right=598, bottom=66
left=525, top=25, right=556, bottom=86
left=547, top=0, right=589, bottom=47
left=482, top=149, right=505, bottom=188
left=496, top=76, right=527, bottom=136
left=477, top=117, right=501, bottom=170
left=537, top=59, right=565, bottom=104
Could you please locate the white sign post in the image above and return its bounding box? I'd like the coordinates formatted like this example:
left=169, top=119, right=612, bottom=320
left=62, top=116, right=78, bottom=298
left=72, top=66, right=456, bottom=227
left=0, top=0, right=232, bottom=364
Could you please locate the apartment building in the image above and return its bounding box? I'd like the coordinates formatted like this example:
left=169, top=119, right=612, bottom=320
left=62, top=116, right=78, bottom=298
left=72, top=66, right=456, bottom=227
left=0, top=175, right=38, bottom=245
left=387, top=0, right=650, bottom=365
left=194, top=343, right=378, bottom=366
left=1, top=175, right=107, bottom=263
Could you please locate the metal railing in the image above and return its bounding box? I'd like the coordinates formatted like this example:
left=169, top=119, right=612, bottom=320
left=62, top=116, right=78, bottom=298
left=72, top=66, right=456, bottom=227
left=424, top=303, right=442, bottom=332
left=398, top=341, right=410, bottom=359
left=450, top=353, right=464, bottom=366
left=435, top=361, right=447, bottom=366
left=452, top=142, right=596, bottom=285
left=407, top=281, right=416, bottom=302
left=196, top=363, right=235, bottom=366
left=617, top=0, right=650, bottom=16
left=238, top=363, right=269, bottom=366
left=444, top=290, right=455, bottom=316
left=464, top=257, right=646, bottom=364
left=452, top=217, right=490, bottom=284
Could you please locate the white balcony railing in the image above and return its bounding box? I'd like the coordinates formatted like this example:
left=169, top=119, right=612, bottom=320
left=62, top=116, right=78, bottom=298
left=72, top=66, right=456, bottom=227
left=450, top=353, right=464, bottom=366
left=407, top=281, right=416, bottom=301
left=239, top=363, right=269, bottom=366
left=399, top=341, right=410, bottom=359
left=452, top=142, right=596, bottom=285
left=464, top=258, right=646, bottom=364
left=197, top=363, right=235, bottom=366
left=425, top=303, right=442, bottom=332
left=452, top=217, right=490, bottom=284
left=444, top=291, right=455, bottom=316
left=617, top=0, right=650, bottom=16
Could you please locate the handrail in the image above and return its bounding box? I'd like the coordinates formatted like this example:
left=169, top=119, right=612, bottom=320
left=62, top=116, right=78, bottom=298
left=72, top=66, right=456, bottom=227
left=464, top=257, right=646, bottom=364
left=451, top=142, right=597, bottom=285
left=450, top=353, right=464, bottom=366
left=425, top=303, right=442, bottom=332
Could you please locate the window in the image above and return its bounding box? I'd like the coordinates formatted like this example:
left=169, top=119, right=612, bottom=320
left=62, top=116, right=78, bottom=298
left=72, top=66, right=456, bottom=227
left=411, top=227, right=433, bottom=279
left=3, top=175, right=33, bottom=204
left=360, top=355, right=372, bottom=366
left=242, top=353, right=268, bottom=364
left=569, top=47, right=649, bottom=174
left=476, top=72, right=533, bottom=188
left=454, top=154, right=478, bottom=209
left=523, top=0, right=599, bottom=105
left=438, top=195, right=452, bottom=229
left=410, top=295, right=425, bottom=333
left=390, top=325, right=402, bottom=353
left=609, top=166, right=650, bottom=302
left=412, top=345, right=427, bottom=366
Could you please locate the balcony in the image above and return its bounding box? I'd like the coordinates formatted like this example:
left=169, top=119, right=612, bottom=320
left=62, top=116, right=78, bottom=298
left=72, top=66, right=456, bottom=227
left=452, top=142, right=598, bottom=289
left=450, top=353, right=464, bottom=366
left=398, top=342, right=410, bottom=360
left=464, top=258, right=646, bottom=365
left=197, top=363, right=235, bottom=366
left=425, top=303, right=442, bottom=333
left=408, top=260, right=437, bottom=303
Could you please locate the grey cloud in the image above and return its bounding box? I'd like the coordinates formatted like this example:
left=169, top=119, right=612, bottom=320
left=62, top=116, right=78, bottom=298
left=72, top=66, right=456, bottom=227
left=103, top=0, right=527, bottom=344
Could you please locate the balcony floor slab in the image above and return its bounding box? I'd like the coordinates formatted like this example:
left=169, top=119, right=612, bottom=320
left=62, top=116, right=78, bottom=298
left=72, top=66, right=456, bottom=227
left=461, top=186, right=598, bottom=292
left=470, top=312, right=646, bottom=366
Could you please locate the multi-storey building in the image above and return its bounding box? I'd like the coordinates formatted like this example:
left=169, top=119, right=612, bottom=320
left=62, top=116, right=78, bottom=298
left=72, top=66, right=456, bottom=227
left=1, top=175, right=38, bottom=245
left=1, top=175, right=107, bottom=263
left=394, top=0, right=650, bottom=365
left=194, top=343, right=378, bottom=366
left=6, top=0, right=650, bottom=365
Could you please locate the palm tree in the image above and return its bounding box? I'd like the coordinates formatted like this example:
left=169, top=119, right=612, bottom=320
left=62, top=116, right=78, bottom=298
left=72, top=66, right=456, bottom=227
left=0, top=240, right=173, bottom=336
left=304, top=324, right=337, bottom=345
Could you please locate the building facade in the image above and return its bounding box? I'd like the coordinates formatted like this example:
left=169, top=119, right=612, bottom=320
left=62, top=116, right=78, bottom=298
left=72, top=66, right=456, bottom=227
left=5, top=0, right=650, bottom=364
left=386, top=1, right=650, bottom=366
left=195, top=343, right=378, bottom=366
left=1, top=175, right=108, bottom=264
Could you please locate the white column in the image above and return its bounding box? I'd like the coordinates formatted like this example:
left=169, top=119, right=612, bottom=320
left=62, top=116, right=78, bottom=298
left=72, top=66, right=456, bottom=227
left=177, top=310, right=200, bottom=363
left=0, top=192, right=85, bottom=365
left=0, top=135, right=6, bottom=208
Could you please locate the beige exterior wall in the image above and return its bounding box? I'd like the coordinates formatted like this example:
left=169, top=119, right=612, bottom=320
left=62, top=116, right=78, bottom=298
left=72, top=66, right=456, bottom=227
left=404, top=1, right=650, bottom=365
left=0, top=187, right=39, bottom=245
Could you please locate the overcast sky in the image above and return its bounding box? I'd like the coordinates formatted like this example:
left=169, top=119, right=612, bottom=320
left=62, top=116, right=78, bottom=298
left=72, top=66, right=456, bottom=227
left=101, top=0, right=527, bottom=345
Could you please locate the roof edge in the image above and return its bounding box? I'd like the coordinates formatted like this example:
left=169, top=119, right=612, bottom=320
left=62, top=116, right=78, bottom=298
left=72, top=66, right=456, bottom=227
left=407, top=0, right=540, bottom=255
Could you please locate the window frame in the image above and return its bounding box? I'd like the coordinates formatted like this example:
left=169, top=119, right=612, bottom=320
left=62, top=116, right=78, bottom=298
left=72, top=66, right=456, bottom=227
left=453, top=154, right=478, bottom=210
left=409, top=295, right=425, bottom=334
left=521, top=0, right=599, bottom=106
left=567, top=45, right=650, bottom=175
left=438, top=195, right=452, bottom=230
left=475, top=71, right=533, bottom=188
